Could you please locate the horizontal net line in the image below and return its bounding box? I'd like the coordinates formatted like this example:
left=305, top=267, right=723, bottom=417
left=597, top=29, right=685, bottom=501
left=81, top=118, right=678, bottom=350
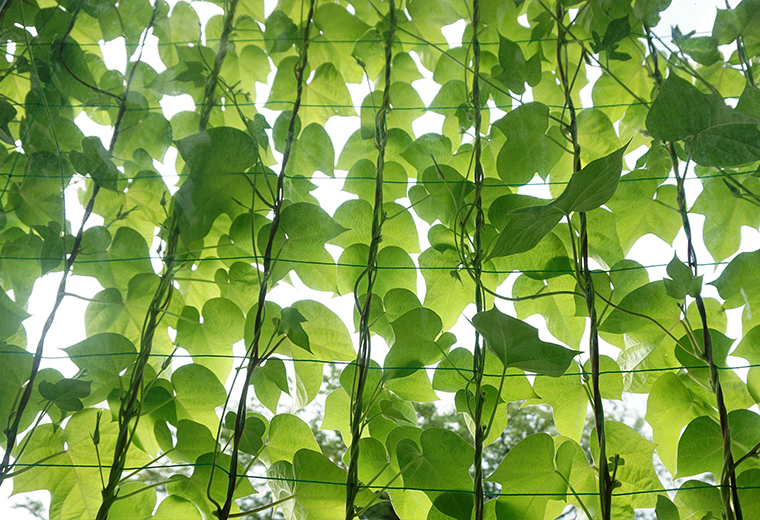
left=7, top=461, right=748, bottom=497
left=8, top=100, right=651, bottom=110
left=5, top=349, right=753, bottom=378
left=10, top=32, right=680, bottom=48
left=7, top=29, right=710, bottom=48
left=0, top=255, right=732, bottom=273
left=1, top=169, right=752, bottom=186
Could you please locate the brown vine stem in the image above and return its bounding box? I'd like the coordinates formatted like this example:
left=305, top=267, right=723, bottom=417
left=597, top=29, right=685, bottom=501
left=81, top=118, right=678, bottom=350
left=345, top=1, right=395, bottom=519
left=217, top=1, right=316, bottom=518
left=469, top=1, right=487, bottom=518
left=198, top=0, right=240, bottom=130
left=645, top=25, right=742, bottom=520
left=95, top=3, right=168, bottom=517
left=555, top=3, right=612, bottom=518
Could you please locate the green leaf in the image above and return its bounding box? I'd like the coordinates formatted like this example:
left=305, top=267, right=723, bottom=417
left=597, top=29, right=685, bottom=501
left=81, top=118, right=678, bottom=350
left=419, top=247, right=496, bottom=330
left=488, top=145, right=627, bottom=260
left=737, top=468, right=760, bottom=518
left=601, top=280, right=681, bottom=333
left=174, top=127, right=258, bottom=245
left=0, top=97, right=17, bottom=145
left=38, top=378, right=91, bottom=412
left=471, top=307, right=579, bottom=376
left=655, top=495, right=681, bottom=520
left=269, top=202, right=346, bottom=292
left=493, top=102, right=564, bottom=185
left=64, top=332, right=137, bottom=403
left=285, top=122, right=335, bottom=178
left=645, top=373, right=707, bottom=476
left=0, top=344, right=32, bottom=444
left=674, top=480, right=723, bottom=519
left=646, top=74, right=760, bottom=166
left=401, top=133, right=453, bottom=177
left=292, top=300, right=355, bottom=361
left=238, top=415, right=267, bottom=455
left=343, top=159, right=408, bottom=203
left=153, top=496, right=202, bottom=520
left=712, top=0, right=760, bottom=46
left=398, top=427, right=475, bottom=496
left=577, top=108, right=621, bottom=163
left=72, top=226, right=154, bottom=290
left=279, top=307, right=310, bottom=352
left=108, top=481, right=156, bottom=520
left=663, top=254, right=703, bottom=299
left=174, top=419, right=218, bottom=463
left=487, top=433, right=566, bottom=518
left=672, top=26, right=722, bottom=65
left=171, top=364, right=226, bottom=431
left=384, top=307, right=446, bottom=380
left=606, top=169, right=679, bottom=253
left=330, top=199, right=420, bottom=253
left=267, top=59, right=356, bottom=126
left=252, top=358, right=290, bottom=413
left=321, top=388, right=352, bottom=443
left=175, top=298, right=244, bottom=384
left=528, top=366, right=588, bottom=440
left=590, top=16, right=631, bottom=55
left=267, top=414, right=321, bottom=464
left=9, top=151, right=73, bottom=227
left=430, top=493, right=473, bottom=520
left=263, top=10, right=298, bottom=54
left=167, top=452, right=254, bottom=517
left=114, top=111, right=173, bottom=162
left=554, top=144, right=629, bottom=213
left=710, top=248, right=760, bottom=329
left=385, top=369, right=440, bottom=402
left=634, top=0, right=672, bottom=26
left=494, top=36, right=542, bottom=95
left=590, top=422, right=661, bottom=509
left=0, top=287, right=30, bottom=341
left=292, top=449, right=372, bottom=519
left=737, top=83, right=760, bottom=118
left=691, top=176, right=760, bottom=261
left=677, top=410, right=760, bottom=479
left=69, top=136, right=120, bottom=191
left=84, top=274, right=177, bottom=356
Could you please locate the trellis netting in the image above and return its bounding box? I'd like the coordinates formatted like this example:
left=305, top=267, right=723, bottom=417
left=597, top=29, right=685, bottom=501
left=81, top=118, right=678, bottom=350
left=2, top=0, right=760, bottom=519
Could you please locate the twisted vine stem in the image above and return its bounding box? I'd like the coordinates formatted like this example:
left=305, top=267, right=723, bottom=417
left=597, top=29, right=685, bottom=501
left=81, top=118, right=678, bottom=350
left=555, top=3, right=612, bottom=518
left=198, top=0, right=240, bottom=130
left=345, top=1, right=396, bottom=519
left=468, top=0, right=488, bottom=518
left=217, top=1, right=316, bottom=517
left=645, top=26, right=742, bottom=520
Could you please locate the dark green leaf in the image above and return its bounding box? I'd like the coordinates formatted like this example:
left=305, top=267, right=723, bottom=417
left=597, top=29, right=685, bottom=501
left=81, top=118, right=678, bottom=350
left=494, top=36, right=542, bottom=95
left=646, top=74, right=760, bottom=166
left=38, top=379, right=91, bottom=412
left=663, top=254, right=702, bottom=299
left=174, top=127, right=258, bottom=244
left=471, top=307, right=579, bottom=376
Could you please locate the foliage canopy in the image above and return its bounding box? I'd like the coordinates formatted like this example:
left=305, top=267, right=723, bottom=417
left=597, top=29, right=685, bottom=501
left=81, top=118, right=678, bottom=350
left=1, top=0, right=760, bottom=519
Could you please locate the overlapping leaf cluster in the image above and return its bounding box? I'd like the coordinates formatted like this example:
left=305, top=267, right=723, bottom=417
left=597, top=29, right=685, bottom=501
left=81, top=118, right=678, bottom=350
left=1, top=0, right=760, bottom=518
